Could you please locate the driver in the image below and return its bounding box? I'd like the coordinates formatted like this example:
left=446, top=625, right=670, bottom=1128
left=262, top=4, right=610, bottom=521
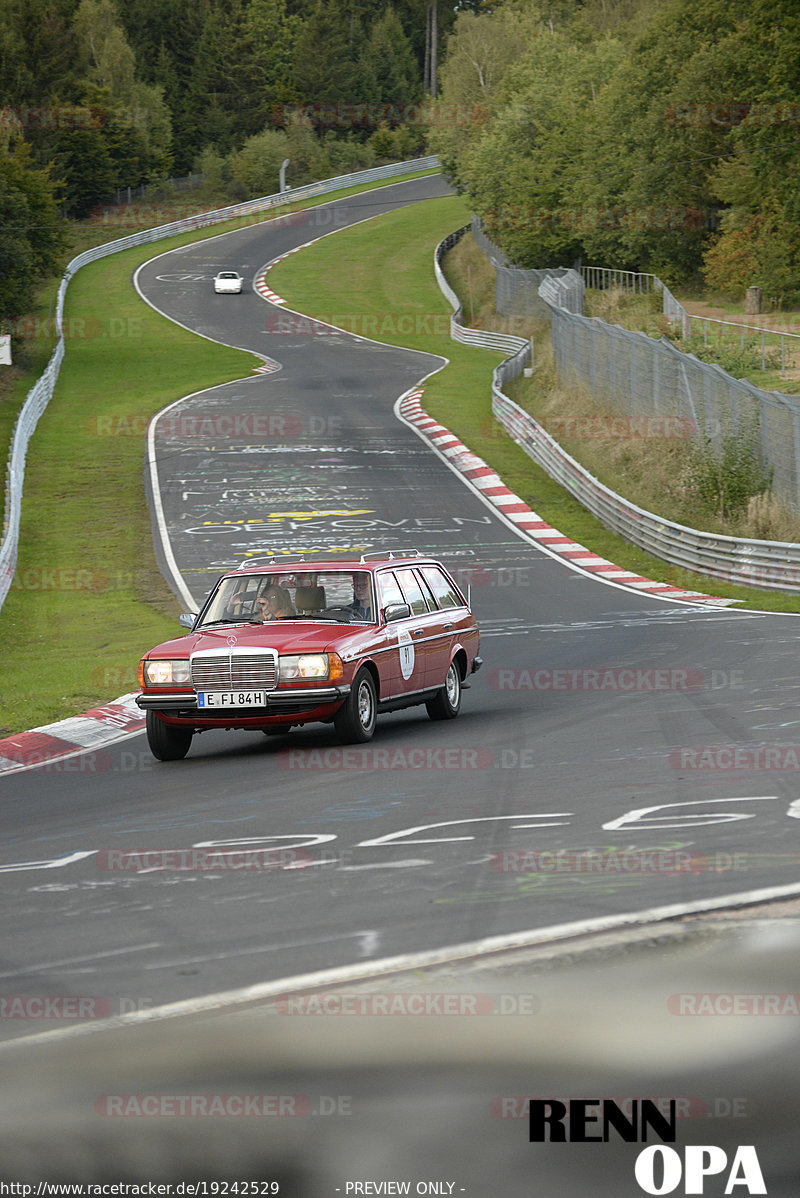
left=256, top=586, right=296, bottom=621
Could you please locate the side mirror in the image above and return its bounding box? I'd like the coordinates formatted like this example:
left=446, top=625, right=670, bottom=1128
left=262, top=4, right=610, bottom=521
left=179, top=612, right=197, bottom=629
left=383, top=602, right=411, bottom=623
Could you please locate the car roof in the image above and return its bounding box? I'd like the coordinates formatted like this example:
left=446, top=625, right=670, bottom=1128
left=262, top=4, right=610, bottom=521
left=224, top=554, right=446, bottom=579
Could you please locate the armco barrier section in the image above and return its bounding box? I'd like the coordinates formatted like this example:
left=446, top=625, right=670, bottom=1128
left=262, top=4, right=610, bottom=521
left=439, top=225, right=800, bottom=594
left=0, top=156, right=440, bottom=613
left=434, top=227, right=532, bottom=359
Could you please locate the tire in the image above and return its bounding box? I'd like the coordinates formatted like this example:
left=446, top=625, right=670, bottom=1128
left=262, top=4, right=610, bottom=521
left=146, top=710, right=193, bottom=761
left=426, top=659, right=462, bottom=721
left=334, top=668, right=377, bottom=744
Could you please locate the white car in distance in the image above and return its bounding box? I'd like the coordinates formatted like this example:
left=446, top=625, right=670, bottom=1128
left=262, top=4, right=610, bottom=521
left=213, top=271, right=244, bottom=294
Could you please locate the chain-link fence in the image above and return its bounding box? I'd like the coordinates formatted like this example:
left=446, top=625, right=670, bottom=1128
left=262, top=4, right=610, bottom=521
left=549, top=305, right=800, bottom=514
left=455, top=223, right=800, bottom=589
left=470, top=217, right=583, bottom=319
left=471, top=221, right=800, bottom=515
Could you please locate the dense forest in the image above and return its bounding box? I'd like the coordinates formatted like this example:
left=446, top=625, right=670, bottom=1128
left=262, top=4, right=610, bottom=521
left=429, top=0, right=800, bottom=302
left=2, top=0, right=800, bottom=326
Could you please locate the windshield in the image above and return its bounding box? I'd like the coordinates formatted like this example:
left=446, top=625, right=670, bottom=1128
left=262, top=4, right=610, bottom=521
left=198, top=570, right=376, bottom=628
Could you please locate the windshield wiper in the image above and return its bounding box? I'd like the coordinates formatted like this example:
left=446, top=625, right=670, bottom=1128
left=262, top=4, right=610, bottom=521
left=197, top=618, right=249, bottom=628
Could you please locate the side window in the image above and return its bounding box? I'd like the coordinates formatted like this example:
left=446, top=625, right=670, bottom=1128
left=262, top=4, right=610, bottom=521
left=377, top=571, right=405, bottom=612
left=420, top=567, right=462, bottom=610
left=414, top=569, right=439, bottom=612
left=394, top=568, right=429, bottom=616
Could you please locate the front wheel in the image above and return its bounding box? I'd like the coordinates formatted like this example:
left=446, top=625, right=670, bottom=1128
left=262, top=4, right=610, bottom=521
left=146, top=710, right=193, bottom=761
left=334, top=669, right=377, bottom=744
left=426, top=660, right=462, bottom=721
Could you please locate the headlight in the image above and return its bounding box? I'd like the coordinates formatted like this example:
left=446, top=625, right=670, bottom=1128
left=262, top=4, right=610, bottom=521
left=279, top=653, right=344, bottom=683
left=140, top=659, right=191, bottom=687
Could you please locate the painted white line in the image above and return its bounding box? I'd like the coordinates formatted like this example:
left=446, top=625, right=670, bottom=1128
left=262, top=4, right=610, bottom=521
left=143, top=378, right=251, bottom=612
left=0, top=943, right=164, bottom=981
left=393, top=392, right=730, bottom=609
left=5, top=880, right=800, bottom=1048
left=0, top=851, right=96, bottom=874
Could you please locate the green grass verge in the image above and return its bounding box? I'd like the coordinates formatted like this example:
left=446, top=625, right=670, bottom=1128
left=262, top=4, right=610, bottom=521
left=268, top=201, right=800, bottom=616
left=1, top=166, right=440, bottom=531
left=0, top=169, right=439, bottom=736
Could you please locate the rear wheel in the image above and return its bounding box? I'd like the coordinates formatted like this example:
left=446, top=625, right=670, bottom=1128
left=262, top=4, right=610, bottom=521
left=334, top=669, right=377, bottom=744
left=426, top=659, right=462, bottom=721
left=146, top=710, right=193, bottom=761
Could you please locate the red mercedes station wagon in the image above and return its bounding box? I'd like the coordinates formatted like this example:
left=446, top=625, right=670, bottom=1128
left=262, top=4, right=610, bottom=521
left=136, top=553, right=482, bottom=760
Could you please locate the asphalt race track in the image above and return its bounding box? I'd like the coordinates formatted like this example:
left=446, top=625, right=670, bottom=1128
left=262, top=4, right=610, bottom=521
left=2, top=176, right=800, bottom=1193
left=3, top=174, right=800, bottom=1032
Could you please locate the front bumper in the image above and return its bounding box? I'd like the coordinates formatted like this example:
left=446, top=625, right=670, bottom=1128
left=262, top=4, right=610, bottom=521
left=136, top=685, right=351, bottom=714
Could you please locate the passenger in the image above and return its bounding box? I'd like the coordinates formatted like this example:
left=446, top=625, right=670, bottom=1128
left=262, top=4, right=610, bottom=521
left=257, top=586, right=296, bottom=621
left=348, top=572, right=373, bottom=620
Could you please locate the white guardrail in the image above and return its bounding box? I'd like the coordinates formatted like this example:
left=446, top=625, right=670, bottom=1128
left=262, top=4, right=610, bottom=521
left=436, top=226, right=800, bottom=594
left=0, top=156, right=441, bottom=612
left=434, top=227, right=531, bottom=359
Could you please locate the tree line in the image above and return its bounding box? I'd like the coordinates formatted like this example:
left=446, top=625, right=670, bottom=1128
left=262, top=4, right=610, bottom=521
left=429, top=0, right=800, bottom=306
left=1, top=0, right=483, bottom=325
left=2, top=0, right=798, bottom=331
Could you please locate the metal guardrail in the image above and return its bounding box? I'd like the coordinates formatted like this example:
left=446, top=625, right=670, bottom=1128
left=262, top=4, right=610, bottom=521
left=537, top=272, right=584, bottom=316
left=437, top=226, right=800, bottom=594
left=0, top=156, right=441, bottom=612
left=581, top=266, right=660, bottom=295
left=491, top=380, right=800, bottom=593
left=434, top=227, right=532, bottom=359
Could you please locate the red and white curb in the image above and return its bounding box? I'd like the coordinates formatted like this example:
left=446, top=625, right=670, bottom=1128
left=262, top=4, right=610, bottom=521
left=399, top=389, right=727, bottom=605
left=0, top=695, right=145, bottom=775
left=0, top=229, right=728, bottom=776
left=254, top=244, right=310, bottom=306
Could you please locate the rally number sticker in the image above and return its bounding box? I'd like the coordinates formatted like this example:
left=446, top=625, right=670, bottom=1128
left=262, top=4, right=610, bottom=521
left=397, top=626, right=415, bottom=680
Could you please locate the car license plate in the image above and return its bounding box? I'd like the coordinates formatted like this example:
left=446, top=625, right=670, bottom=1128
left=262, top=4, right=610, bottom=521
left=197, top=691, right=267, bottom=708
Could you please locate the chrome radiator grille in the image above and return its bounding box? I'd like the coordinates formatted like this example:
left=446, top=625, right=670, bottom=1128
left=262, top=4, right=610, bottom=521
left=190, top=649, right=278, bottom=691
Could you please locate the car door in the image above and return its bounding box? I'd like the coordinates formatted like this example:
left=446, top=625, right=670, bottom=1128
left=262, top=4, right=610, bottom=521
left=393, top=566, right=446, bottom=692
left=374, top=569, right=421, bottom=698
left=418, top=564, right=476, bottom=685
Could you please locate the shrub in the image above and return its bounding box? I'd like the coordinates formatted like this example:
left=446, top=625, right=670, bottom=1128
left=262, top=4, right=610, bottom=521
left=680, top=333, right=781, bottom=377
left=684, top=427, right=773, bottom=519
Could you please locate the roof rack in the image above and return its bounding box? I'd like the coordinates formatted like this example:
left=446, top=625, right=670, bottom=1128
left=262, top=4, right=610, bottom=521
left=359, top=550, right=422, bottom=562
left=236, top=554, right=307, bottom=570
